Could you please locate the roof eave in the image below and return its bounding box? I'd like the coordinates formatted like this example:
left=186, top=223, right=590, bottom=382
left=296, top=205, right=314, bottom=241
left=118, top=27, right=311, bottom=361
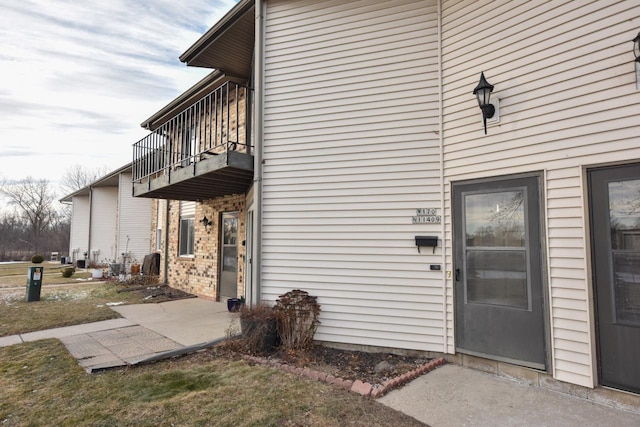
left=179, top=0, right=255, bottom=66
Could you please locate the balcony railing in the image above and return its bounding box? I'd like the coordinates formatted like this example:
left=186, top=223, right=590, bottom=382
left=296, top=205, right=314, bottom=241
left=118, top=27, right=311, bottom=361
left=132, top=81, right=252, bottom=183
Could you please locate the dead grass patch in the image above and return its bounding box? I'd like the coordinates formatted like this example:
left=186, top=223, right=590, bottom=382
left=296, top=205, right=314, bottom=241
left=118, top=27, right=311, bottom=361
left=0, top=282, right=147, bottom=337
left=0, top=340, right=426, bottom=426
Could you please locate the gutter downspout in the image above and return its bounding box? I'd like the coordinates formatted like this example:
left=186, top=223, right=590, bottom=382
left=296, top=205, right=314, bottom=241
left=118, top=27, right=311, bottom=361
left=252, top=0, right=265, bottom=306
left=87, top=186, right=93, bottom=266
left=163, top=200, right=170, bottom=285
left=437, top=0, right=448, bottom=354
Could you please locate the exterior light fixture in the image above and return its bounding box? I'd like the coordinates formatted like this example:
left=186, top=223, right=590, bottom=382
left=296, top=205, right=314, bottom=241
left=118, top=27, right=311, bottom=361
left=634, top=32, right=640, bottom=90
left=200, top=216, right=213, bottom=230
left=473, top=72, right=495, bottom=134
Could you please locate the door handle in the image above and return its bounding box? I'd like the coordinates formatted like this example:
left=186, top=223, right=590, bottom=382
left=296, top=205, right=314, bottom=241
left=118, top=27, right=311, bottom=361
left=455, top=268, right=460, bottom=282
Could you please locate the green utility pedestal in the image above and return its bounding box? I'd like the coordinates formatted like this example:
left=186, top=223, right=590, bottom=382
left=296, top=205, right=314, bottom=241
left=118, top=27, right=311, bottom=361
left=26, top=266, right=43, bottom=302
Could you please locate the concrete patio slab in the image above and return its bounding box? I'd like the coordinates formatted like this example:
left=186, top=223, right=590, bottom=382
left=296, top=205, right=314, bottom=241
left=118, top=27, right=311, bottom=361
left=110, top=298, right=238, bottom=346
left=379, top=364, right=640, bottom=426
left=60, top=325, right=184, bottom=372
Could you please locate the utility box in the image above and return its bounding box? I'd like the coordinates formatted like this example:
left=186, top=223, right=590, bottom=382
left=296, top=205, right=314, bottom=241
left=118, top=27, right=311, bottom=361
left=26, top=266, right=44, bottom=302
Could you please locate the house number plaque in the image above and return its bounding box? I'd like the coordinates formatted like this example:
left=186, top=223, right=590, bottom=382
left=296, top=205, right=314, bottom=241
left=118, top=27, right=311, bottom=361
left=412, top=208, right=441, bottom=224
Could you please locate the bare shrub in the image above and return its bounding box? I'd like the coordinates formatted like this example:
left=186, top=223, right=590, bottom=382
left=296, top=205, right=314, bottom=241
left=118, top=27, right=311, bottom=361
left=239, top=304, right=278, bottom=355
left=274, top=289, right=320, bottom=350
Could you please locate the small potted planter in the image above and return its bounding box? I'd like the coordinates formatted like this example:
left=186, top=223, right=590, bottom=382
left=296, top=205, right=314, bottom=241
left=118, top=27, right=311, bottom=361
left=227, top=296, right=246, bottom=312
left=130, top=263, right=141, bottom=275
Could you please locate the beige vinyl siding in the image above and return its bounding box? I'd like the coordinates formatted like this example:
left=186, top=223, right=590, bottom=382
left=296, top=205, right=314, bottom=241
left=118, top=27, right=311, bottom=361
left=262, top=0, right=443, bottom=351
left=117, top=173, right=152, bottom=264
left=89, top=187, right=118, bottom=263
left=441, top=0, right=640, bottom=387
left=69, top=196, right=90, bottom=261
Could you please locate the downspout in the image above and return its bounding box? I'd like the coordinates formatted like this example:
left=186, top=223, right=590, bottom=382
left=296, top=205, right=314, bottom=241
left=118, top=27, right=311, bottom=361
left=87, top=186, right=93, bottom=266
left=252, top=0, right=265, bottom=305
left=437, top=0, right=448, bottom=354
left=163, top=200, right=170, bottom=285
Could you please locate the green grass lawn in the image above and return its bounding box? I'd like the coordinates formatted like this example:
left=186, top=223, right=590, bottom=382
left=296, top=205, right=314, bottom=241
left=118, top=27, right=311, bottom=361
left=0, top=340, right=425, bottom=426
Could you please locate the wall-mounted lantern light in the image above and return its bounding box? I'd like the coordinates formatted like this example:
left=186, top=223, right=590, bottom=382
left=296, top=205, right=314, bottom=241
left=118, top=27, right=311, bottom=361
left=200, top=216, right=213, bottom=231
left=473, top=72, right=495, bottom=134
left=633, top=32, right=640, bottom=90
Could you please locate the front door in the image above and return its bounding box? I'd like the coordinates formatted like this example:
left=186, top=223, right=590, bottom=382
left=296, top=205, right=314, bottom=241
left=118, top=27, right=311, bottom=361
left=220, top=212, right=239, bottom=299
left=453, top=174, right=547, bottom=369
left=589, top=164, right=640, bottom=394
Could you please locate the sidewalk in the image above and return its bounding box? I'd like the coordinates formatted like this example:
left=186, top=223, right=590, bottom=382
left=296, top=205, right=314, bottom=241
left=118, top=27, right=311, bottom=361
left=379, top=364, right=640, bottom=426
left=0, top=298, right=235, bottom=372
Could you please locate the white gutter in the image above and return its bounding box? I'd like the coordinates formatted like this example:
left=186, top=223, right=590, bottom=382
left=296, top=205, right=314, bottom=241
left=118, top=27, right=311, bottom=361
left=251, top=0, right=265, bottom=305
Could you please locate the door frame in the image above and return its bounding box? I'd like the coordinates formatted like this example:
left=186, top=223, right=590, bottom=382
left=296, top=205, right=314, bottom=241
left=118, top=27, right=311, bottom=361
left=218, top=211, right=239, bottom=299
left=451, top=171, right=552, bottom=372
left=587, top=162, right=640, bottom=393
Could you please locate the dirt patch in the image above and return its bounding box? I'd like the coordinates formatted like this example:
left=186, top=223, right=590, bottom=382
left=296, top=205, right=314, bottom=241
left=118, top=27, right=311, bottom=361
left=218, top=339, right=433, bottom=389
left=114, top=281, right=196, bottom=303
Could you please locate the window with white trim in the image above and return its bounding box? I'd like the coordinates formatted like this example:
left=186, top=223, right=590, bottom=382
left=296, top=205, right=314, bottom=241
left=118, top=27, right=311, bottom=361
left=179, top=201, right=195, bottom=256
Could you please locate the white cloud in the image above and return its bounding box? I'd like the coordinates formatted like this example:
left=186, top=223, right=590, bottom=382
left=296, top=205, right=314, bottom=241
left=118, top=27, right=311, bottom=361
left=0, top=0, right=238, bottom=198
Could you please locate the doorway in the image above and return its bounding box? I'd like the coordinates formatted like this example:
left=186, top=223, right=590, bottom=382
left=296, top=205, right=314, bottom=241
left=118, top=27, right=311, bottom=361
left=589, top=164, right=640, bottom=394
left=453, top=174, right=547, bottom=369
left=219, top=212, right=239, bottom=299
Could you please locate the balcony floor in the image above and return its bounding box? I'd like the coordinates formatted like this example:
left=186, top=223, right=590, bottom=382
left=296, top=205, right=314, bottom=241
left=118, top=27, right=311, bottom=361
left=133, top=151, right=253, bottom=201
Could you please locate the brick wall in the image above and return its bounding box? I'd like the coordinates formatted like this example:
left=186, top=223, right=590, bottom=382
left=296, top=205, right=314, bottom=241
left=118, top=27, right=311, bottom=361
left=155, top=194, right=246, bottom=300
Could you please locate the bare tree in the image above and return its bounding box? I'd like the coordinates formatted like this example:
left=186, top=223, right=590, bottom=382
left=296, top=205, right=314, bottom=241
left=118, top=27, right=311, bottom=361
left=1, top=177, right=56, bottom=253
left=60, top=164, right=110, bottom=195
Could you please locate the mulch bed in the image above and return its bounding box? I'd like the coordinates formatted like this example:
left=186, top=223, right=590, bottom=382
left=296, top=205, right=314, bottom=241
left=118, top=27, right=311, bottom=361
left=114, top=280, right=196, bottom=303
left=273, top=345, right=433, bottom=385
left=216, top=340, right=445, bottom=398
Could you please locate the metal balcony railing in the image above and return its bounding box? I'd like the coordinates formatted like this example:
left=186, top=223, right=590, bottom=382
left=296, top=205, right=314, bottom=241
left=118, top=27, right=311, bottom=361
left=132, top=81, right=252, bottom=183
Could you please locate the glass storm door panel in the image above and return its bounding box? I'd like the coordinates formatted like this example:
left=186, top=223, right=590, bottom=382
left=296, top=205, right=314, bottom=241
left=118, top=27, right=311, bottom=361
left=589, top=164, right=640, bottom=394
left=220, top=212, right=239, bottom=299
left=453, top=175, right=546, bottom=369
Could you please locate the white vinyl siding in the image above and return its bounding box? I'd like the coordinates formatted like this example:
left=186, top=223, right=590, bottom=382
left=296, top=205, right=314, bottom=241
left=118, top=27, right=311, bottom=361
left=69, top=196, right=90, bottom=261
left=262, top=0, right=443, bottom=351
left=441, top=0, right=640, bottom=387
left=89, top=187, right=118, bottom=263
left=117, top=173, right=152, bottom=264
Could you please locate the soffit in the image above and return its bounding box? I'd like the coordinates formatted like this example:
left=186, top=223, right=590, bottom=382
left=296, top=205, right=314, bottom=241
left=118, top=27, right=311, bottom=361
left=179, top=0, right=255, bottom=79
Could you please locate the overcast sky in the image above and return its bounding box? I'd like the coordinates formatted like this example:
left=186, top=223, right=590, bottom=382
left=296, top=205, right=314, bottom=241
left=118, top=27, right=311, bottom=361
left=0, top=0, right=237, bottom=197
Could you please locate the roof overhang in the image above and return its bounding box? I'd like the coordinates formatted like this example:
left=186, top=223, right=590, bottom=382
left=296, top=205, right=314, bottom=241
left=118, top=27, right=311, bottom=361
left=59, top=163, right=132, bottom=203
left=179, top=0, right=255, bottom=79
left=139, top=71, right=246, bottom=131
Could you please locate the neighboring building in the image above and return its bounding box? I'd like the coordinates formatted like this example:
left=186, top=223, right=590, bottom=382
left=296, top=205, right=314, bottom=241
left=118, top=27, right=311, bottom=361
left=61, top=163, right=153, bottom=269
left=132, top=0, right=640, bottom=398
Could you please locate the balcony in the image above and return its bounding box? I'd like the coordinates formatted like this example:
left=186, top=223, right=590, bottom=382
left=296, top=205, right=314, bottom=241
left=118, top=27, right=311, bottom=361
left=132, top=81, right=253, bottom=201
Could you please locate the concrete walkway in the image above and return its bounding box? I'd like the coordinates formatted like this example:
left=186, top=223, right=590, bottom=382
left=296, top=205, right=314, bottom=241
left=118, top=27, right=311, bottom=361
left=379, top=364, right=640, bottom=426
left=110, top=298, right=236, bottom=346
left=0, top=298, right=237, bottom=372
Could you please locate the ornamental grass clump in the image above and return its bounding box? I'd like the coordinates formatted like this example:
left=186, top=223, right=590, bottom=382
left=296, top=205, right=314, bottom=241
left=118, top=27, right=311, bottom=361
left=274, top=289, right=320, bottom=350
